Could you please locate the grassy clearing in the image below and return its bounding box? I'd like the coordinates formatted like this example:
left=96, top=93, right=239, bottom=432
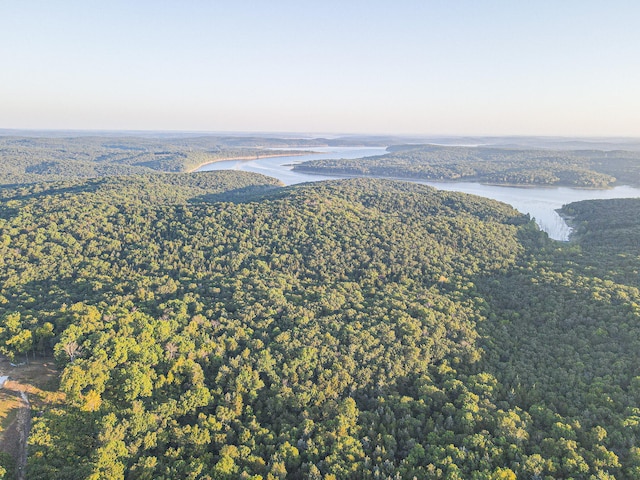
left=0, top=393, right=20, bottom=432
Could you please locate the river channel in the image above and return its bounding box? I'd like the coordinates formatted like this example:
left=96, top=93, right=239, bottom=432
left=197, top=147, right=640, bottom=241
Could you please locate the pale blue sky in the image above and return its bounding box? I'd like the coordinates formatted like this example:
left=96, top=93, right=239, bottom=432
left=2, top=1, right=639, bottom=136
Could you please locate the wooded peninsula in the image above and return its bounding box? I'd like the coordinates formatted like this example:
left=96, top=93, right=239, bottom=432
left=294, top=144, right=640, bottom=188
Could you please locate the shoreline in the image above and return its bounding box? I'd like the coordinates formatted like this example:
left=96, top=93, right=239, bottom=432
left=291, top=168, right=619, bottom=190
left=555, top=209, right=577, bottom=242
left=187, top=152, right=313, bottom=173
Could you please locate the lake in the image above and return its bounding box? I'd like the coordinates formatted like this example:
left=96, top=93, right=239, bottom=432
left=197, top=147, right=640, bottom=241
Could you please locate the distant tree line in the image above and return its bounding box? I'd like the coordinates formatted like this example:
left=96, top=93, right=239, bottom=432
left=0, top=136, right=310, bottom=185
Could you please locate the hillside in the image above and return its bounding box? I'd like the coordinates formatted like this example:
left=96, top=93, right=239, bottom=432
left=0, top=136, right=310, bottom=186
left=0, top=173, right=638, bottom=478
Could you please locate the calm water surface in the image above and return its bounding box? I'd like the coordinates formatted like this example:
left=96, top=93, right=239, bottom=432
left=197, top=147, right=640, bottom=241
left=198, top=147, right=388, bottom=184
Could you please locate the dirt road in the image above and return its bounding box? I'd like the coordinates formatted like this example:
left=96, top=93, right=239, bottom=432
left=15, top=391, right=30, bottom=480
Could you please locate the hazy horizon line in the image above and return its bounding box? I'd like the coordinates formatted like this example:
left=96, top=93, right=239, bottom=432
left=2, top=128, right=640, bottom=142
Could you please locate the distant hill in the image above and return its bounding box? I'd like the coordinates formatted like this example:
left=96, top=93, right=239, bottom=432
left=0, top=135, right=313, bottom=185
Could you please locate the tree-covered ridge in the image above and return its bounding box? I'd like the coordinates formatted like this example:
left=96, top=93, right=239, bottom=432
left=0, top=174, right=638, bottom=478
left=561, top=198, right=640, bottom=255
left=294, top=144, right=640, bottom=187
left=474, top=197, right=640, bottom=479
left=0, top=136, right=309, bottom=185
left=558, top=198, right=640, bottom=287
left=0, top=171, right=282, bottom=208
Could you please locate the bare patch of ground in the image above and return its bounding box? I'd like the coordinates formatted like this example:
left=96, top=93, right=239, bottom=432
left=0, top=357, right=63, bottom=479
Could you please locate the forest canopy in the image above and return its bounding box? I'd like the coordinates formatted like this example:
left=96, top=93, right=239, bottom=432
left=0, top=170, right=639, bottom=478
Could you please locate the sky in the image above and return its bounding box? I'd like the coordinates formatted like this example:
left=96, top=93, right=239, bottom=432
left=1, top=1, right=640, bottom=136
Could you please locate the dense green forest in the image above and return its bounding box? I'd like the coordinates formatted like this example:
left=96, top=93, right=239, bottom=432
left=0, top=170, right=639, bottom=478
left=294, top=144, right=640, bottom=187
left=0, top=136, right=312, bottom=185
